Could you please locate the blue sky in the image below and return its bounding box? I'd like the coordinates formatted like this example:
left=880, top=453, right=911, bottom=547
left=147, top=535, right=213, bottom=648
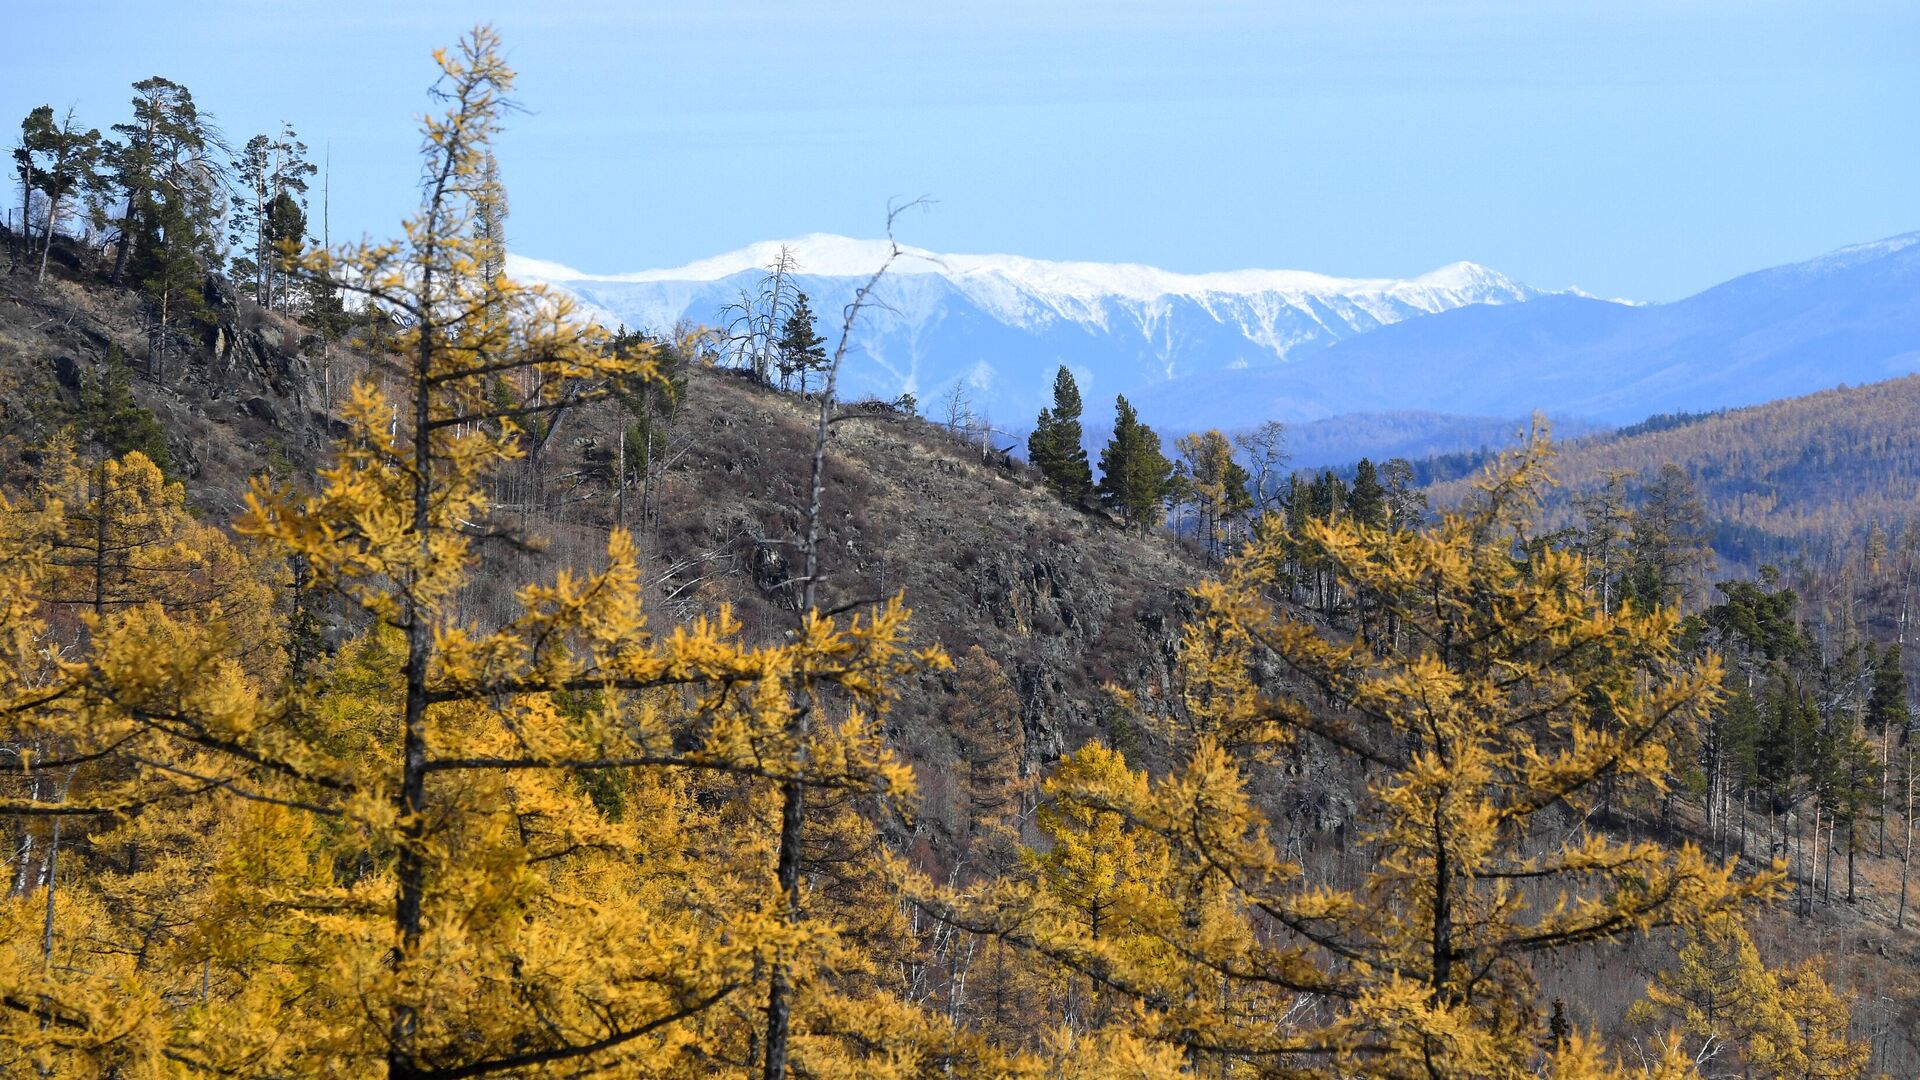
left=6, top=1, right=1916, bottom=301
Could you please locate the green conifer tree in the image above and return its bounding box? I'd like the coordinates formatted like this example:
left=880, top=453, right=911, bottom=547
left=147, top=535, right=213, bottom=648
left=1869, top=643, right=1910, bottom=736
left=107, top=77, right=222, bottom=287
left=74, top=344, right=171, bottom=473
left=1096, top=395, right=1173, bottom=531
left=775, top=291, right=827, bottom=394
left=130, top=193, right=211, bottom=386
left=1349, top=457, right=1386, bottom=527
left=1030, top=365, right=1094, bottom=503
left=1626, top=463, right=1713, bottom=609
left=13, top=105, right=106, bottom=282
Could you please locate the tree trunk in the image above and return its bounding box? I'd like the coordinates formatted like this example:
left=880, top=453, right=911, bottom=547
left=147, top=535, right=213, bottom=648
left=18, top=163, right=36, bottom=266
left=9, top=768, right=42, bottom=897
left=93, top=457, right=108, bottom=616
left=1846, top=816, right=1857, bottom=903
left=110, top=192, right=136, bottom=286
left=1881, top=721, right=1892, bottom=857
left=34, top=811, right=61, bottom=1080
left=154, top=288, right=169, bottom=386
left=1822, top=816, right=1834, bottom=906
left=1899, top=759, right=1914, bottom=929
left=35, top=193, right=60, bottom=283
left=388, top=302, right=437, bottom=1080
left=1738, top=784, right=1748, bottom=864
left=615, top=426, right=626, bottom=528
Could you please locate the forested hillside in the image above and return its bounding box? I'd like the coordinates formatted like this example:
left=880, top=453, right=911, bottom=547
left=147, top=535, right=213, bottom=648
left=1426, top=376, right=1920, bottom=570
left=3, top=26, right=1917, bottom=1080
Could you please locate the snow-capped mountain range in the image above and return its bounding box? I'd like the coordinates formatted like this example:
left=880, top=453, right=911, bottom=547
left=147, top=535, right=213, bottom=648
left=505, top=234, right=1549, bottom=426
left=1144, top=232, right=1920, bottom=437
left=511, top=232, right=1920, bottom=466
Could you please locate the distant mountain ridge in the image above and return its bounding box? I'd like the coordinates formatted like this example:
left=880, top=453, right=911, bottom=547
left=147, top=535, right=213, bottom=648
left=505, top=235, right=1550, bottom=426
left=514, top=232, right=1920, bottom=467
left=1150, top=233, right=1920, bottom=431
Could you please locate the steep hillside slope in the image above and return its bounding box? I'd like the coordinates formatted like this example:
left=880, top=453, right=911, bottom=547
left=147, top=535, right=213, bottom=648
left=5, top=254, right=1918, bottom=1071
left=0, top=251, right=1203, bottom=850
left=599, top=370, right=1205, bottom=838
left=0, top=258, right=336, bottom=509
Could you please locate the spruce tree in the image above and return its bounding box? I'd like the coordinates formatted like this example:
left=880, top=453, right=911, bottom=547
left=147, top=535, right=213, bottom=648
left=1029, top=365, right=1093, bottom=503
left=1096, top=394, right=1173, bottom=531
left=775, top=291, right=826, bottom=393
left=1349, top=456, right=1386, bottom=527
left=1868, top=643, right=1909, bottom=736
left=75, top=344, right=170, bottom=473
left=1027, top=406, right=1058, bottom=474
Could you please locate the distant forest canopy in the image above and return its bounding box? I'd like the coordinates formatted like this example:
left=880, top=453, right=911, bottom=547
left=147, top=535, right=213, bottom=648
left=1383, top=408, right=1724, bottom=490
left=1400, top=377, right=1920, bottom=576
left=1269, top=408, right=1605, bottom=471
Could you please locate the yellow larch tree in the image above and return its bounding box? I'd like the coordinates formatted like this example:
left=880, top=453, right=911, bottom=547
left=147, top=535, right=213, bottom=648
left=1768, top=963, right=1870, bottom=1080
left=0, top=25, right=975, bottom=1080
left=1627, top=913, right=1796, bottom=1074
left=1630, top=913, right=1869, bottom=1080
left=961, top=425, right=1779, bottom=1078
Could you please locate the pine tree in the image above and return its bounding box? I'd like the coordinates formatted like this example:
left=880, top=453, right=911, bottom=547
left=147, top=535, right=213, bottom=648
left=13, top=105, right=106, bottom=282
left=1030, top=366, right=1094, bottom=504
left=775, top=291, right=827, bottom=394
left=129, top=192, right=211, bottom=385
left=1867, top=642, right=1909, bottom=735
left=1380, top=456, right=1426, bottom=530
left=106, top=76, right=223, bottom=287
left=228, top=125, right=314, bottom=308
left=1096, top=395, right=1173, bottom=532
left=608, top=324, right=696, bottom=526
left=1347, top=456, right=1386, bottom=527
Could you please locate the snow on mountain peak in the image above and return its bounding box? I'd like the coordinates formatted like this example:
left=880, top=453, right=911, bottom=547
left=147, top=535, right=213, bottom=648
left=503, top=236, right=1571, bottom=426
left=505, top=236, right=1545, bottom=308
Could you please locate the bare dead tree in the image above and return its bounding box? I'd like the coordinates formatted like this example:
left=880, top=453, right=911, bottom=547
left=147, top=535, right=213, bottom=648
left=938, top=379, right=973, bottom=433
left=1234, top=420, right=1288, bottom=514
left=719, top=245, right=798, bottom=384
left=762, top=197, right=927, bottom=1080
left=1900, top=741, right=1917, bottom=929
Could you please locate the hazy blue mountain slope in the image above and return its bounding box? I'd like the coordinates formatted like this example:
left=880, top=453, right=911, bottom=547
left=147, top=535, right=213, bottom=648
left=1144, top=295, right=1639, bottom=430
left=1157, top=233, right=1920, bottom=429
